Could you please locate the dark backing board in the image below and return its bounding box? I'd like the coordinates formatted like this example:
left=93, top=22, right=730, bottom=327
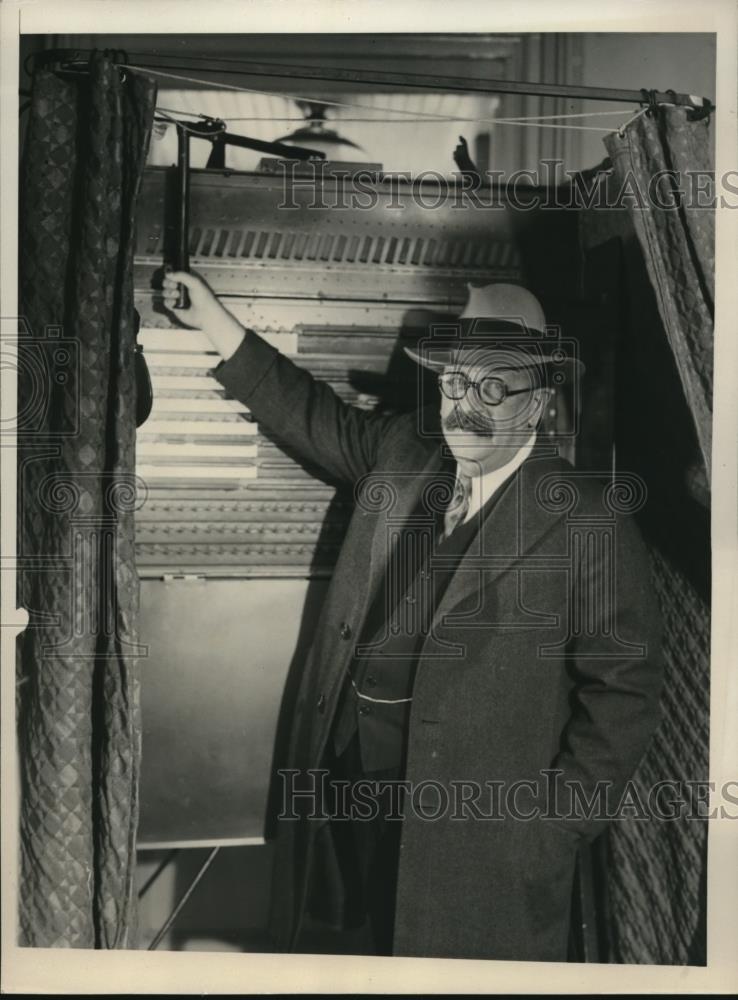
left=137, top=576, right=327, bottom=846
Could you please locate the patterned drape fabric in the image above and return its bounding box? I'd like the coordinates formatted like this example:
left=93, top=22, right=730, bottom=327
left=604, top=106, right=714, bottom=481
left=602, top=106, right=713, bottom=965
left=607, top=549, right=710, bottom=964
left=17, top=52, right=156, bottom=947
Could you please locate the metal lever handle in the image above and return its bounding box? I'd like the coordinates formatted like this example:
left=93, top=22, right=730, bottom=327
left=174, top=123, right=190, bottom=309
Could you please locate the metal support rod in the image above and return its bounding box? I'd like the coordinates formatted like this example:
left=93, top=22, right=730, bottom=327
left=137, top=849, right=179, bottom=900
left=29, top=50, right=714, bottom=111
left=204, top=128, right=325, bottom=163
left=128, top=57, right=715, bottom=110
left=147, top=846, right=220, bottom=951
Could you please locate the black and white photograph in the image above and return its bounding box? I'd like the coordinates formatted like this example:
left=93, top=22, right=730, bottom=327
left=1, top=1, right=736, bottom=994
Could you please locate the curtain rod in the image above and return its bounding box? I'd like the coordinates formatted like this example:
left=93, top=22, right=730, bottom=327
left=28, top=49, right=715, bottom=113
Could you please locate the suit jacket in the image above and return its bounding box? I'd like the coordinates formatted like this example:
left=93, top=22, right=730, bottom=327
left=215, top=329, right=664, bottom=962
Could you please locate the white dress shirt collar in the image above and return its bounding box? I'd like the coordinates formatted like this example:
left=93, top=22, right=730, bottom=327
left=459, top=432, right=537, bottom=524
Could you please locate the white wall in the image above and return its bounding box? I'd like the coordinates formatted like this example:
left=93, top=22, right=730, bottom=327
left=576, top=33, right=716, bottom=171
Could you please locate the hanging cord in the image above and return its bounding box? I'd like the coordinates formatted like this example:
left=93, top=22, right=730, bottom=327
left=130, top=64, right=638, bottom=135
left=33, top=57, right=659, bottom=140
left=136, top=65, right=690, bottom=138
left=615, top=104, right=653, bottom=138
left=155, top=106, right=640, bottom=125
left=154, top=108, right=224, bottom=138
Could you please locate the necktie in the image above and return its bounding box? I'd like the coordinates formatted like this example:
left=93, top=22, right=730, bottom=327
left=443, top=472, right=472, bottom=539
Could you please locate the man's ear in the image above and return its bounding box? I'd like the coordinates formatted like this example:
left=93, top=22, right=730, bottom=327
left=530, top=387, right=555, bottom=428
left=532, top=388, right=552, bottom=411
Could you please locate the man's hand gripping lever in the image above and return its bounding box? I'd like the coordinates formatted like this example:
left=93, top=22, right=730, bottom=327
left=162, top=269, right=246, bottom=362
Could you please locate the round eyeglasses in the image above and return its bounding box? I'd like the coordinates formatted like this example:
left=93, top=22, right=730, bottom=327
left=437, top=370, right=535, bottom=406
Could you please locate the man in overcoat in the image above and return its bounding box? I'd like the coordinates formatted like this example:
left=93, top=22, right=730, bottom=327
left=162, top=271, right=663, bottom=963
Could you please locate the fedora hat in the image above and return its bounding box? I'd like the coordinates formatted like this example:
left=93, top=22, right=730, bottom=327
left=403, top=282, right=583, bottom=375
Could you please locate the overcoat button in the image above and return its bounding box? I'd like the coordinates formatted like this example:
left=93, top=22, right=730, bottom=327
left=359, top=704, right=371, bottom=716
left=317, top=694, right=326, bottom=713
left=339, top=622, right=352, bottom=640
left=365, top=675, right=377, bottom=688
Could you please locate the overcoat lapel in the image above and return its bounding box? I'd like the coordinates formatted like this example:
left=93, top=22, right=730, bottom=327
left=320, top=438, right=448, bottom=733
left=363, top=437, right=446, bottom=610
left=426, top=443, right=571, bottom=641
left=358, top=437, right=572, bottom=657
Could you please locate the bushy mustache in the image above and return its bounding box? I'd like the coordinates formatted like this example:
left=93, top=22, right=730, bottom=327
left=443, top=407, right=496, bottom=436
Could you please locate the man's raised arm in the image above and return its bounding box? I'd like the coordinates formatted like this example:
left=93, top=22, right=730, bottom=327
left=162, top=270, right=406, bottom=486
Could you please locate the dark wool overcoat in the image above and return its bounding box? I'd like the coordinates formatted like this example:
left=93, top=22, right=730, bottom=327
left=215, top=329, right=664, bottom=962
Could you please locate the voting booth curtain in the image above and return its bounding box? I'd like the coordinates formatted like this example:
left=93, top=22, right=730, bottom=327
left=17, top=52, right=156, bottom=947
left=604, top=105, right=714, bottom=483
left=600, top=105, right=714, bottom=964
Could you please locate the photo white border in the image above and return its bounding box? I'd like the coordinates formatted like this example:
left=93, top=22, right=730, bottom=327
left=1, top=0, right=736, bottom=993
